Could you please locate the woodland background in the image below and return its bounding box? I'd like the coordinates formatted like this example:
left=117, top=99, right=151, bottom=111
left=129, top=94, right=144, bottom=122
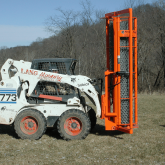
left=1, top=0, right=165, bottom=93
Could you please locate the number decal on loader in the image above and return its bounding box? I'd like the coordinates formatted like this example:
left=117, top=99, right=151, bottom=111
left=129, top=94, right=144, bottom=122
left=0, top=89, right=17, bottom=104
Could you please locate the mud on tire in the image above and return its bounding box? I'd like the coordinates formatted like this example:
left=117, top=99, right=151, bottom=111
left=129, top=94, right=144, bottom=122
left=14, top=109, right=46, bottom=140
left=57, top=109, right=91, bottom=140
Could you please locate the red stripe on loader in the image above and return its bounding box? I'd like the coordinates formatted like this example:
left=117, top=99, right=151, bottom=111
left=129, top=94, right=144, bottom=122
left=39, top=94, right=62, bottom=101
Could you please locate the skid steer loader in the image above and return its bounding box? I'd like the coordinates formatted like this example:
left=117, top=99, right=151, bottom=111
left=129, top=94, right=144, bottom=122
left=0, top=8, right=138, bottom=140
left=0, top=58, right=101, bottom=140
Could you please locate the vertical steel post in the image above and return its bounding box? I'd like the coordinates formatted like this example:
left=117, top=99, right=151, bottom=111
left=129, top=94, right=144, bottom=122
left=113, top=17, right=118, bottom=123
left=117, top=17, right=121, bottom=125
left=134, top=18, right=138, bottom=124
left=129, top=8, right=133, bottom=133
left=105, top=19, right=110, bottom=117
left=106, top=19, right=110, bottom=70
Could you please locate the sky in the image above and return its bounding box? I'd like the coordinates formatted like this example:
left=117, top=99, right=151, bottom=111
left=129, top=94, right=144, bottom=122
left=0, top=0, right=156, bottom=48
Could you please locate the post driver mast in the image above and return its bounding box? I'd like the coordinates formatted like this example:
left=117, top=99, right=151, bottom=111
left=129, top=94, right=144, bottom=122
left=101, top=8, right=138, bottom=134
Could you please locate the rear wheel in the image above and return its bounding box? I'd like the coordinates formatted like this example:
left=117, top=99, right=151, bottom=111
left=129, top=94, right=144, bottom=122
left=57, top=109, right=91, bottom=140
left=14, top=109, right=46, bottom=140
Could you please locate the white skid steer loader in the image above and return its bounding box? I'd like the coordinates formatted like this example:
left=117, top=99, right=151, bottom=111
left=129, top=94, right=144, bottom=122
left=0, top=58, right=102, bottom=140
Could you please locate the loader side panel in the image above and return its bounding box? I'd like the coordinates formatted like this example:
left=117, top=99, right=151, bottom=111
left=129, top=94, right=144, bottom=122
left=0, top=88, right=17, bottom=104
left=0, top=79, right=18, bottom=124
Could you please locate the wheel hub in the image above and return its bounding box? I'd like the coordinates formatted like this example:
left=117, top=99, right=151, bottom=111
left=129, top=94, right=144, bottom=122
left=64, top=117, right=82, bottom=136
left=20, top=117, right=38, bottom=135
left=71, top=122, right=77, bottom=129
left=28, top=122, right=34, bottom=128
left=24, top=119, right=36, bottom=130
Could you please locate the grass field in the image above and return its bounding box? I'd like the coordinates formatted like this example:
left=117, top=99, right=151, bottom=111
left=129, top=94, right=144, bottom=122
left=0, top=94, right=164, bottom=165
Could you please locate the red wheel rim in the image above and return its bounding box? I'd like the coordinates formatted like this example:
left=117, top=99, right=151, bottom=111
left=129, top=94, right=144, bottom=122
left=64, top=117, right=82, bottom=136
left=20, top=116, right=38, bottom=135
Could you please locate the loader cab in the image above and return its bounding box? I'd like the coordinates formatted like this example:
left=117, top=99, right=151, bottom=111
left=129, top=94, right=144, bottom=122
left=29, top=58, right=80, bottom=104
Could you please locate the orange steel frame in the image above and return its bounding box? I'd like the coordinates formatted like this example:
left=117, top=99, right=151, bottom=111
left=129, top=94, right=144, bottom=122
left=101, top=8, right=138, bottom=134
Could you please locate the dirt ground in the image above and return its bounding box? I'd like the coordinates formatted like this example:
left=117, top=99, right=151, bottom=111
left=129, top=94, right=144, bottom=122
left=0, top=94, right=164, bottom=165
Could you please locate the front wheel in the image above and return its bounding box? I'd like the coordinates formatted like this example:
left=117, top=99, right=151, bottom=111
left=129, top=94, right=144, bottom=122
left=14, top=109, right=46, bottom=140
left=57, top=109, right=91, bottom=140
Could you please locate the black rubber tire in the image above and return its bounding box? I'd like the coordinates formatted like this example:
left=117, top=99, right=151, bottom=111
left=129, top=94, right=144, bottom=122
left=57, top=109, right=91, bottom=140
left=14, top=109, right=46, bottom=140
left=87, top=108, right=97, bottom=131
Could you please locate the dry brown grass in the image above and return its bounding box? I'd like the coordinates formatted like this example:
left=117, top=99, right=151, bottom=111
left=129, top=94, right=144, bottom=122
left=0, top=94, right=164, bottom=165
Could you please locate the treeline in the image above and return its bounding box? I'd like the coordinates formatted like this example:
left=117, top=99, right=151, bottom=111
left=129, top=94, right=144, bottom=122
left=0, top=0, right=165, bottom=93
